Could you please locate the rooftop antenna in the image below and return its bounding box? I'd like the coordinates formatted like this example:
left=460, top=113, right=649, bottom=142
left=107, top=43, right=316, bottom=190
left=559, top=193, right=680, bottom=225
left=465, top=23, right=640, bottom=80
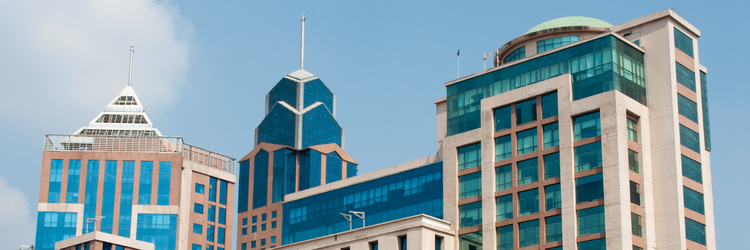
left=300, top=14, right=305, bottom=70
left=128, top=42, right=134, bottom=86
left=483, top=49, right=498, bottom=71
left=456, top=49, right=460, bottom=79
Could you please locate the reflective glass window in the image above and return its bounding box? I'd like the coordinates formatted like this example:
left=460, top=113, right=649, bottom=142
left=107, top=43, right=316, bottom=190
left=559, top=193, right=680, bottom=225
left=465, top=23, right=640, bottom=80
left=519, top=219, right=540, bottom=247
left=495, top=106, right=512, bottom=132
left=208, top=205, right=215, bottom=222
left=157, top=162, right=172, bottom=205
left=543, top=123, right=559, bottom=149
left=676, top=62, right=696, bottom=91
left=301, top=104, right=343, bottom=148
left=686, top=218, right=706, bottom=245
left=576, top=173, right=604, bottom=203
left=545, top=184, right=561, bottom=211
left=630, top=181, right=641, bottom=206
left=577, top=206, right=605, bottom=236
left=504, top=46, right=526, bottom=63
left=459, top=172, right=482, bottom=199
left=632, top=213, right=642, bottom=237
left=496, top=195, right=513, bottom=221
left=253, top=150, right=269, bottom=209
left=680, top=125, right=701, bottom=153
left=518, top=189, right=539, bottom=216
left=119, top=161, right=135, bottom=237
left=217, top=227, right=225, bottom=245
left=629, top=150, right=639, bottom=173
left=546, top=215, right=562, bottom=242
left=459, top=202, right=482, bottom=228
left=674, top=27, right=694, bottom=57
left=495, top=135, right=512, bottom=161
left=65, top=160, right=81, bottom=203
left=34, top=212, right=77, bottom=250
left=537, top=36, right=579, bottom=53
left=496, top=164, right=512, bottom=191
left=195, top=183, right=205, bottom=194
left=684, top=187, right=705, bottom=214
left=700, top=71, right=711, bottom=150
left=627, top=119, right=638, bottom=142
left=101, top=161, right=117, bottom=233
left=517, top=158, right=538, bottom=186
left=299, top=149, right=322, bottom=191
left=138, top=161, right=153, bottom=205
left=574, top=112, right=601, bottom=141
left=459, top=232, right=482, bottom=250
left=272, top=148, right=293, bottom=203
left=544, top=153, right=560, bottom=179
left=575, top=142, right=603, bottom=172
left=194, top=203, right=203, bottom=214
left=48, top=159, right=63, bottom=203
left=541, top=92, right=558, bottom=119
left=458, top=143, right=482, bottom=170
left=83, top=160, right=99, bottom=230
left=497, top=226, right=513, bottom=250
left=682, top=155, right=702, bottom=183
left=219, top=207, right=226, bottom=225
left=347, top=162, right=358, bottom=178
left=326, top=152, right=343, bottom=183
left=517, top=128, right=538, bottom=155
left=578, top=238, right=607, bottom=250
left=193, top=224, right=202, bottom=234
left=207, top=225, right=214, bottom=242
left=136, top=214, right=177, bottom=250
left=516, top=99, right=537, bottom=125
left=678, top=94, right=699, bottom=123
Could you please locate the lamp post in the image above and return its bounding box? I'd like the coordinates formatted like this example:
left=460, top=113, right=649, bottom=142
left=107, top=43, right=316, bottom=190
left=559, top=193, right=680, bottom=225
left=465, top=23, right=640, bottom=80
left=85, top=216, right=105, bottom=234
left=349, top=211, right=365, bottom=228
left=339, top=212, right=352, bottom=230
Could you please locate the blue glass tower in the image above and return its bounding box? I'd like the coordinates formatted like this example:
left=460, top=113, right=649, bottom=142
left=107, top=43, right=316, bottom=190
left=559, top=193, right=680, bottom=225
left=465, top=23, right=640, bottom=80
left=255, top=69, right=344, bottom=149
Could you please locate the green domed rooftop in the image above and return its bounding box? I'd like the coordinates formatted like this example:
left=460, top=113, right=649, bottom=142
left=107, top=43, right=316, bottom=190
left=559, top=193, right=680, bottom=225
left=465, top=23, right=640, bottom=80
left=524, top=16, right=613, bottom=35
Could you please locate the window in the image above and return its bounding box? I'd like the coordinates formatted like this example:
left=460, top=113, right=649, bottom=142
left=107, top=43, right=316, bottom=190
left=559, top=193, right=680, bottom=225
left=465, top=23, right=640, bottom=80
left=261, top=224, right=266, bottom=231
left=138, top=161, right=152, bottom=205
left=272, top=211, right=277, bottom=218
left=519, top=189, right=539, bottom=216
left=578, top=206, right=605, bottom=236
left=262, top=213, right=267, bottom=221
left=208, top=205, right=215, bottom=222
left=47, top=159, right=63, bottom=203
left=241, top=243, right=246, bottom=250
left=517, top=128, right=538, bottom=155
left=260, top=238, right=265, bottom=246
left=517, top=158, right=538, bottom=185
left=369, top=242, right=378, bottom=250
left=496, top=164, right=512, bottom=191
left=519, top=219, right=540, bottom=247
left=157, top=162, right=171, bottom=205
left=209, top=177, right=217, bottom=202
left=684, top=187, right=705, bottom=214
left=195, top=183, right=205, bottom=194
left=627, top=119, right=638, bottom=142
left=516, top=99, right=537, bottom=125
left=435, top=236, right=443, bottom=250
left=537, top=36, right=579, bottom=53
left=459, top=172, right=482, bottom=199
left=576, top=173, right=604, bottom=204
left=217, top=227, right=225, bottom=244
left=496, top=195, right=513, bottom=221
left=686, top=218, right=706, bottom=245
left=497, top=225, right=513, bottom=250
left=546, top=215, right=562, bottom=242
left=271, top=221, right=276, bottom=229
left=545, top=184, right=561, bottom=210
left=252, top=216, right=257, bottom=224
left=543, top=123, right=559, bottom=149
left=575, top=142, right=603, bottom=172
left=634, top=246, right=643, bottom=250
left=242, top=227, right=246, bottom=235
left=544, top=153, right=560, bottom=179
left=206, top=225, right=214, bottom=242
left=458, top=143, right=482, bottom=170
left=66, top=160, right=81, bottom=203
left=192, top=244, right=202, bottom=250
left=495, top=135, right=512, bottom=161
left=680, top=125, right=701, bottom=153
left=251, top=225, right=257, bottom=233
left=578, top=238, right=606, bottom=250
left=682, top=155, right=702, bottom=183
left=251, top=241, right=256, bottom=248
left=629, top=150, right=639, bottom=173
left=504, top=46, right=526, bottom=63
left=193, top=223, right=203, bottom=234
left=574, top=112, right=600, bottom=141
left=678, top=94, right=699, bottom=123
left=674, top=27, right=694, bottom=58
left=243, top=218, right=247, bottom=226
left=271, top=236, right=276, bottom=244
left=219, top=207, right=226, bottom=225
left=398, top=236, right=407, bottom=250
left=254, top=150, right=269, bottom=209
left=326, top=152, right=343, bottom=183
left=541, top=92, right=558, bottom=118
left=676, top=62, right=696, bottom=91
left=459, top=202, right=482, bottom=228
left=194, top=203, right=204, bottom=214
left=495, top=106, right=512, bottom=132
left=700, top=71, right=711, bottom=150
left=632, top=213, right=642, bottom=237
left=459, top=232, right=483, bottom=250
left=630, top=181, right=641, bottom=206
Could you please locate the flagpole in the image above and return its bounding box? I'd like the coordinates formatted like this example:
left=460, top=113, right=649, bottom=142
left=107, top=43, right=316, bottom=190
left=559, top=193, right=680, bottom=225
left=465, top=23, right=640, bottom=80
left=457, top=49, right=460, bottom=79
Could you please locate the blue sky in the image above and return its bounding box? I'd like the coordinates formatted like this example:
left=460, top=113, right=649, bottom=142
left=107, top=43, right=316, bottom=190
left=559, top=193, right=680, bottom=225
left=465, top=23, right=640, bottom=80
left=0, top=0, right=747, bottom=248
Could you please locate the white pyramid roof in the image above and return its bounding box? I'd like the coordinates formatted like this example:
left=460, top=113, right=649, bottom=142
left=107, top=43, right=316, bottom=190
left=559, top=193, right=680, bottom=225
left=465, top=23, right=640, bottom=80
left=73, top=86, right=162, bottom=136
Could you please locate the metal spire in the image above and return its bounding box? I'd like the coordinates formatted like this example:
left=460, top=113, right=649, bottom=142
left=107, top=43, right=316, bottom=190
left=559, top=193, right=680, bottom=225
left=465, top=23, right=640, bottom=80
left=300, top=14, right=305, bottom=70
left=128, top=42, right=134, bottom=86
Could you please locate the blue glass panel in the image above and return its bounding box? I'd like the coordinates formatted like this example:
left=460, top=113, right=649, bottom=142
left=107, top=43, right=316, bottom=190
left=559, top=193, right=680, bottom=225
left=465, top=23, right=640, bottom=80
left=138, top=161, right=153, bottom=205
left=65, top=160, right=81, bottom=203
left=326, top=152, right=343, bottom=183
left=195, top=183, right=205, bottom=194
left=253, top=149, right=269, bottom=209
left=574, top=112, right=601, bottom=141
left=219, top=207, right=226, bottom=225
left=576, top=173, right=604, bottom=203
left=519, top=189, right=539, bottom=216
left=575, top=142, right=603, bottom=172
left=193, top=223, right=202, bottom=234
left=680, top=125, right=701, bottom=153
left=544, top=153, right=560, bottom=179
left=194, top=203, right=204, bottom=214
left=684, top=187, right=705, bottom=214
left=136, top=214, right=177, bottom=250
left=101, top=160, right=117, bottom=233
left=217, top=227, right=225, bottom=244
left=347, top=162, right=358, bottom=178
left=674, top=27, right=694, bottom=57
left=494, top=105, right=512, bottom=132
left=504, top=46, right=525, bottom=63
left=207, top=225, right=214, bottom=242
left=118, top=161, right=135, bottom=237
left=676, top=62, right=696, bottom=91
left=458, top=143, right=481, bottom=170
left=682, top=155, right=702, bottom=184
left=268, top=77, right=298, bottom=110
left=447, top=35, right=646, bottom=136
left=545, top=184, right=561, bottom=211
left=578, top=238, right=606, bottom=250
left=238, top=161, right=249, bottom=212
left=298, top=149, right=322, bottom=191
left=517, top=128, right=538, bottom=155
left=273, top=149, right=294, bottom=203
left=686, top=218, right=706, bottom=245
left=282, top=162, right=443, bottom=245
left=700, top=71, right=711, bottom=150
left=302, top=105, right=343, bottom=148
left=459, top=201, right=482, bottom=228
left=157, top=162, right=172, bottom=205
left=678, top=94, right=699, bottom=123
left=519, top=219, right=540, bottom=247
left=35, top=212, right=77, bottom=250
left=303, top=79, right=334, bottom=112
left=537, top=36, right=579, bottom=53
left=546, top=215, right=562, bottom=242
left=48, top=159, right=63, bottom=203
left=578, top=206, right=605, bottom=236
left=286, top=152, right=298, bottom=194
left=459, top=232, right=482, bottom=250
left=543, top=123, right=559, bottom=149
left=496, top=164, right=512, bottom=191
left=219, top=180, right=227, bottom=205
left=517, top=158, right=538, bottom=185
left=516, top=98, right=537, bottom=125
left=83, top=160, right=99, bottom=233
left=208, top=205, right=215, bottom=222
left=257, top=104, right=296, bottom=148
left=495, top=135, right=512, bottom=161
left=496, top=195, right=513, bottom=221
left=497, top=225, right=513, bottom=250
left=458, top=172, right=481, bottom=199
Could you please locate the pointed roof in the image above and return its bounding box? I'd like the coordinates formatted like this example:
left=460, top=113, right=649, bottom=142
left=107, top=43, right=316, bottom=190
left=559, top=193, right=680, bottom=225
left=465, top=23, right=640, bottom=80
left=73, top=86, right=162, bottom=136
left=286, top=69, right=317, bottom=82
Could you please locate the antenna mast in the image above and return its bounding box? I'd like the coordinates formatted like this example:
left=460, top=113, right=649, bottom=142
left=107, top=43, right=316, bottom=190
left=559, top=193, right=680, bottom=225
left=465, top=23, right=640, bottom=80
left=128, top=42, right=134, bottom=86
left=300, top=14, right=305, bottom=70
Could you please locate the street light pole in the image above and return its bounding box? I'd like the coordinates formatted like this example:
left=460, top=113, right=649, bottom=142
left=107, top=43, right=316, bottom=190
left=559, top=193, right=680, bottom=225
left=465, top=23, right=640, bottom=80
left=350, top=211, right=365, bottom=228
left=86, top=216, right=105, bottom=234
left=339, top=212, right=352, bottom=230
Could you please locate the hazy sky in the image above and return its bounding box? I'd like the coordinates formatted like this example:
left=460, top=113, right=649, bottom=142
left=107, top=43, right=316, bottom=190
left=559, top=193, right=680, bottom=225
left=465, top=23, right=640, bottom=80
left=0, top=0, right=747, bottom=249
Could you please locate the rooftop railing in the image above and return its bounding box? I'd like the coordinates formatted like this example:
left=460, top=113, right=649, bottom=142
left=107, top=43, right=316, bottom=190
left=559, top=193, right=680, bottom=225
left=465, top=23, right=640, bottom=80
left=44, top=134, right=235, bottom=174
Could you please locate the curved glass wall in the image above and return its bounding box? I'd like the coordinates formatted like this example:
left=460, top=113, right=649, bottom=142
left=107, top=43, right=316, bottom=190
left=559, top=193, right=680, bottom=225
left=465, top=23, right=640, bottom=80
left=504, top=46, right=526, bottom=63
left=537, top=36, right=579, bottom=53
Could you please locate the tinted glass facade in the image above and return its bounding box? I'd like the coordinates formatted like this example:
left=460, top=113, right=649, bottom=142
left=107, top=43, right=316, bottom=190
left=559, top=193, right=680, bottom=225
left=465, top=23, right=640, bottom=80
left=157, top=162, right=171, bottom=205
left=537, top=36, right=579, bottom=53
left=282, top=162, right=443, bottom=245
left=680, top=125, right=701, bottom=153
left=458, top=143, right=481, bottom=170
left=136, top=214, right=178, bottom=250
left=299, top=149, right=322, bottom=190
left=678, top=94, right=699, bottom=123
left=578, top=206, right=605, bottom=236
left=118, top=161, right=135, bottom=237
left=238, top=161, right=249, bottom=213
left=676, top=62, right=696, bottom=91
left=48, top=159, right=63, bottom=203
left=447, top=35, right=646, bottom=136
left=326, top=152, right=343, bottom=183
left=138, top=161, right=153, bottom=205
left=700, top=71, right=711, bottom=150
left=83, top=160, right=99, bottom=231
left=272, top=149, right=296, bottom=203
left=101, top=160, right=117, bottom=233
left=576, top=173, right=604, bottom=203
left=35, top=212, right=76, bottom=250
left=674, top=27, right=694, bottom=57
left=65, top=160, right=81, bottom=203
left=575, top=141, right=603, bottom=172
left=504, top=46, right=526, bottom=63
left=253, top=150, right=269, bottom=209
left=682, top=155, right=702, bottom=183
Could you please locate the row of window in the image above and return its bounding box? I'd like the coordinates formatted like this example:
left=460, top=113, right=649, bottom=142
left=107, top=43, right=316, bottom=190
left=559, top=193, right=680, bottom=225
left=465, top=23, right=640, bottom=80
left=246, top=236, right=277, bottom=249
left=494, top=92, right=558, bottom=132
left=460, top=226, right=607, bottom=250
left=191, top=244, right=225, bottom=250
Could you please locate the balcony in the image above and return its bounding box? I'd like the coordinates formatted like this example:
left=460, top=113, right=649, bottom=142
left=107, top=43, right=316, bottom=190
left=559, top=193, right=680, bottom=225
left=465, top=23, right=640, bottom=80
left=44, top=134, right=235, bottom=174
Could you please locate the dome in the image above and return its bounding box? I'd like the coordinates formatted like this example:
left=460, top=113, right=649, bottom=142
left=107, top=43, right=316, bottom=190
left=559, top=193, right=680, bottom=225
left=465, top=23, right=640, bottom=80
left=524, top=16, right=613, bottom=35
